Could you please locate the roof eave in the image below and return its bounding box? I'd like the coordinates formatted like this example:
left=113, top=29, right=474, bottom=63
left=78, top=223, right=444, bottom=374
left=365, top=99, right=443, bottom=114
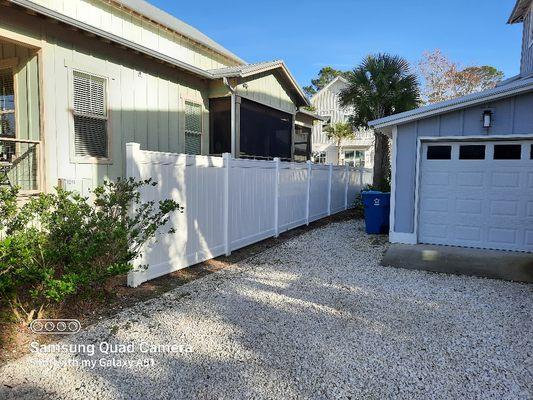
left=507, top=0, right=531, bottom=23
left=369, top=81, right=533, bottom=130
left=10, top=0, right=214, bottom=79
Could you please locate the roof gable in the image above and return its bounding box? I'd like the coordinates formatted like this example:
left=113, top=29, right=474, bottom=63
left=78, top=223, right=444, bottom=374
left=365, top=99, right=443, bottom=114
left=209, top=61, right=310, bottom=106
left=310, top=75, right=349, bottom=102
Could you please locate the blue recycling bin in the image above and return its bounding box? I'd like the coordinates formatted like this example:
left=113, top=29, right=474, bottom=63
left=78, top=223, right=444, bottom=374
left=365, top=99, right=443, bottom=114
left=361, top=191, right=390, bottom=234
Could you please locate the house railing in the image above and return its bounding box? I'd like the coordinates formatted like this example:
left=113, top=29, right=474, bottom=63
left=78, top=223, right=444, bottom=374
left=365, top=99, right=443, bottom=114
left=126, top=143, right=373, bottom=287
left=0, top=137, right=41, bottom=192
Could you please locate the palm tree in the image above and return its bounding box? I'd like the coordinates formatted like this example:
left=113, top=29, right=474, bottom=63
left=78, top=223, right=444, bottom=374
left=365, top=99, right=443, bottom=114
left=324, top=122, right=354, bottom=165
left=339, top=54, right=420, bottom=190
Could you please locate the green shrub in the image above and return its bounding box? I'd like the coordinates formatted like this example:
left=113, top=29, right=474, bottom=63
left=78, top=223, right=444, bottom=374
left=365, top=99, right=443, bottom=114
left=0, top=178, right=182, bottom=321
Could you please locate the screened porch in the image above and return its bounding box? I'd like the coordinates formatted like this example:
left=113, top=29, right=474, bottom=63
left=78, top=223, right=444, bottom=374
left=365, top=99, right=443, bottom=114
left=0, top=39, right=41, bottom=192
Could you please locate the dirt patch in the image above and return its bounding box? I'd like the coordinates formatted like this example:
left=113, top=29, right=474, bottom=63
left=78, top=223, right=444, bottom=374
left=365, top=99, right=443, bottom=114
left=0, top=209, right=360, bottom=365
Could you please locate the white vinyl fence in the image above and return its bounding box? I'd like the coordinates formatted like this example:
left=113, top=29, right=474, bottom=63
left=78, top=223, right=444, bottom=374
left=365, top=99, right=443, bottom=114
left=126, top=143, right=373, bottom=287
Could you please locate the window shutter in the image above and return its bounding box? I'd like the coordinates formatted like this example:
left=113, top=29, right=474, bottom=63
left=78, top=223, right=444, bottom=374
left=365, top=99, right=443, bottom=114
left=185, top=101, right=202, bottom=155
left=73, top=72, right=107, bottom=158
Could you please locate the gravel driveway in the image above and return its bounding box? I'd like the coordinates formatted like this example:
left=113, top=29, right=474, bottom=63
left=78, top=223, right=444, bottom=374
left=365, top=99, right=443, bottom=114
left=1, top=219, right=532, bottom=399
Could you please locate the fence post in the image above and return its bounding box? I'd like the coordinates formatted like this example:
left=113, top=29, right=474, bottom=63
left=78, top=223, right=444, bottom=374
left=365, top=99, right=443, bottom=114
left=223, top=153, right=231, bottom=256
left=344, top=164, right=349, bottom=210
left=274, top=157, right=280, bottom=237
left=306, top=160, right=312, bottom=225
left=327, top=163, right=332, bottom=216
left=359, top=167, right=364, bottom=188
left=126, top=142, right=141, bottom=288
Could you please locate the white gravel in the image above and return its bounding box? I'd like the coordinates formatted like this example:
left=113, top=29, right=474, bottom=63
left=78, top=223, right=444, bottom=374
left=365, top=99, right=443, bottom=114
left=1, top=219, right=532, bottom=399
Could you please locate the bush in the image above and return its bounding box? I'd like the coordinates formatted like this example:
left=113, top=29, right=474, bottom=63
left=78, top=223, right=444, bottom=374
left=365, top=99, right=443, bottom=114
left=352, top=184, right=379, bottom=219
left=0, top=178, right=182, bottom=321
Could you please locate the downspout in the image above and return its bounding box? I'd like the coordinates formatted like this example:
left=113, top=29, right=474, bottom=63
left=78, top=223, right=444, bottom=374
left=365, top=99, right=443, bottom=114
left=223, top=77, right=237, bottom=158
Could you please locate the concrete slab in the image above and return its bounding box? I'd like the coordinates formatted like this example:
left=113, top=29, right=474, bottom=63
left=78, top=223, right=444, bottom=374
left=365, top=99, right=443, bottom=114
left=381, top=243, right=533, bottom=283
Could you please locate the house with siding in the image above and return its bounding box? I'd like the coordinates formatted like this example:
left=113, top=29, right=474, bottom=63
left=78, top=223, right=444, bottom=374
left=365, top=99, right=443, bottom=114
left=310, top=76, right=374, bottom=167
left=0, top=0, right=314, bottom=195
left=369, top=0, right=533, bottom=262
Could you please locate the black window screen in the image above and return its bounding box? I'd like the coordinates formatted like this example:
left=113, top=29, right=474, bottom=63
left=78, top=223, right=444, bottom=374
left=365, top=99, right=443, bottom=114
left=240, top=98, right=292, bottom=159
left=294, top=125, right=311, bottom=162
left=209, top=97, right=231, bottom=155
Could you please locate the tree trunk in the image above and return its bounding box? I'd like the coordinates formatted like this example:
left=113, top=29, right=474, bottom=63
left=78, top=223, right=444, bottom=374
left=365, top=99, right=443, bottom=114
left=337, top=139, right=342, bottom=165
left=372, top=132, right=390, bottom=191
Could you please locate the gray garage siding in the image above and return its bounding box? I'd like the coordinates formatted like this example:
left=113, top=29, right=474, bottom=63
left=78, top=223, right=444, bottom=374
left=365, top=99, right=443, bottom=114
left=393, top=91, right=533, bottom=234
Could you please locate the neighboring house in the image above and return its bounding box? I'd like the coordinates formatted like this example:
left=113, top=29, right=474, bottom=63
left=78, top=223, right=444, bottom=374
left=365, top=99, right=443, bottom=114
left=0, top=0, right=314, bottom=195
left=369, top=0, right=533, bottom=254
left=310, top=76, right=374, bottom=167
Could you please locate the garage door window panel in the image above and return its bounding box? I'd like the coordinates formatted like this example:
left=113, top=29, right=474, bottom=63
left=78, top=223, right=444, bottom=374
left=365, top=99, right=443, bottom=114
left=459, top=145, right=485, bottom=160
left=427, top=145, right=452, bottom=160
left=493, top=144, right=521, bottom=160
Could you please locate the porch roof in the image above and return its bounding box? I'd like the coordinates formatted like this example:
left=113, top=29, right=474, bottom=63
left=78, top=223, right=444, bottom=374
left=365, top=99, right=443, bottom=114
left=209, top=61, right=310, bottom=107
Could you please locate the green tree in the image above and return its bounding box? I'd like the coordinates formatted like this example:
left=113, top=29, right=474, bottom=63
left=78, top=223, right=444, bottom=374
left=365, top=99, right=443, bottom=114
left=324, top=122, right=354, bottom=165
left=303, top=67, right=349, bottom=97
left=339, top=54, right=420, bottom=190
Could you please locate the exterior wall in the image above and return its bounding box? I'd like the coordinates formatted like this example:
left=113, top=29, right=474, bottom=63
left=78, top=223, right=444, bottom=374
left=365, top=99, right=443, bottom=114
left=520, top=5, right=533, bottom=76
left=1, top=7, right=210, bottom=193
left=311, top=78, right=351, bottom=145
left=393, top=91, right=533, bottom=235
left=236, top=72, right=297, bottom=115
left=30, top=0, right=238, bottom=70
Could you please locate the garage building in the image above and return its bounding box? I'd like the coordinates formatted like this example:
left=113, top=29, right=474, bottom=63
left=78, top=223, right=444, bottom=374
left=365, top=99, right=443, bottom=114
left=369, top=0, right=533, bottom=254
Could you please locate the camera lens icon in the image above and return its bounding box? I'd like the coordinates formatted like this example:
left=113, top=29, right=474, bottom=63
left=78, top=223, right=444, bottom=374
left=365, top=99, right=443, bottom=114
left=30, top=319, right=81, bottom=335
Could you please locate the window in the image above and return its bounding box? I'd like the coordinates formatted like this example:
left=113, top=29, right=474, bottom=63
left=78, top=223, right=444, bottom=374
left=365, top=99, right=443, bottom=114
left=73, top=71, right=108, bottom=158
left=459, top=145, right=485, bottom=160
left=493, top=144, right=521, bottom=160
left=530, top=144, right=533, bottom=159
left=344, top=150, right=365, bottom=167
left=427, top=145, right=451, bottom=160
left=185, top=101, right=202, bottom=155
left=313, top=151, right=326, bottom=164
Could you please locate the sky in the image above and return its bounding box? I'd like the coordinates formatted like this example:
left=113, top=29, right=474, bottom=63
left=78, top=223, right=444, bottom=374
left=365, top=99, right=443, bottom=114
left=150, top=0, right=523, bottom=88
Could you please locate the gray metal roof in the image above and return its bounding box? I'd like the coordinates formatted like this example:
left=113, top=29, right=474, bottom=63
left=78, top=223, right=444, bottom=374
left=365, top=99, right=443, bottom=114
left=508, top=0, right=532, bottom=23
left=114, top=0, right=245, bottom=64
left=209, top=60, right=285, bottom=78
left=369, top=75, right=533, bottom=129
left=209, top=60, right=310, bottom=106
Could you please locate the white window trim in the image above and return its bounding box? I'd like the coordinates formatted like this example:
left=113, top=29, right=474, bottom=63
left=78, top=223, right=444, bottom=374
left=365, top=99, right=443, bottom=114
left=68, top=69, right=112, bottom=164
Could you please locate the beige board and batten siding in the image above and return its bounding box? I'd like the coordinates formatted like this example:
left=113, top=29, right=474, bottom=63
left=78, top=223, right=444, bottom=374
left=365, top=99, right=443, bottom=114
left=30, top=0, right=239, bottom=70
left=208, top=71, right=298, bottom=115
left=1, top=6, right=210, bottom=193
left=236, top=72, right=297, bottom=114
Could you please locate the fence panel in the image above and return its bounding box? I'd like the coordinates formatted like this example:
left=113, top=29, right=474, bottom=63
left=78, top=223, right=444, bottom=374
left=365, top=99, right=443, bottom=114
left=126, top=143, right=373, bottom=287
left=308, top=164, right=330, bottom=222
left=229, top=158, right=277, bottom=250
left=278, top=161, right=309, bottom=233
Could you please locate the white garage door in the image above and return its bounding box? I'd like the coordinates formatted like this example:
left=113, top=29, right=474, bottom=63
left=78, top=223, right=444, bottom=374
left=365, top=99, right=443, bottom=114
left=419, top=140, right=533, bottom=252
